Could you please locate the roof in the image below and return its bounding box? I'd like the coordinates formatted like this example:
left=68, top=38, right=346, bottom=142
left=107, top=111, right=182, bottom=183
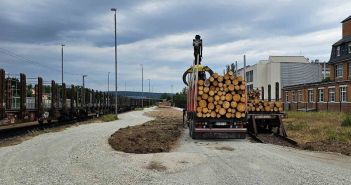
left=332, top=35, right=351, bottom=46
left=283, top=80, right=351, bottom=90
left=258, top=60, right=268, bottom=64
left=268, top=56, right=308, bottom=63
left=341, top=15, right=351, bottom=23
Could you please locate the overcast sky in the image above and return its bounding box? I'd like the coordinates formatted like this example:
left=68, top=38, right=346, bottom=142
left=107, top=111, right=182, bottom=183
left=0, top=0, right=350, bottom=93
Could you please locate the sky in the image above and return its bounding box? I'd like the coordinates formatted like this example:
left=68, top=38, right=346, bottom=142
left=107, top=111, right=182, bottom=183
left=0, top=0, right=350, bottom=93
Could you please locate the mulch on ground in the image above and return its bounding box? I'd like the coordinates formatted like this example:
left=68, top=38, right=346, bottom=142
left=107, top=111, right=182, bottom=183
left=300, top=141, right=351, bottom=156
left=108, top=108, right=184, bottom=154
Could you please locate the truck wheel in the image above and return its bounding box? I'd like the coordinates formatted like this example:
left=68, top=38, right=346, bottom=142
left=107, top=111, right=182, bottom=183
left=190, top=123, right=197, bottom=139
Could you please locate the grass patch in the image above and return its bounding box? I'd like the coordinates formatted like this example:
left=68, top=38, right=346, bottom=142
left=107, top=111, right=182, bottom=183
left=284, top=111, right=351, bottom=144
left=100, top=114, right=118, bottom=122
left=341, top=115, right=351, bottom=127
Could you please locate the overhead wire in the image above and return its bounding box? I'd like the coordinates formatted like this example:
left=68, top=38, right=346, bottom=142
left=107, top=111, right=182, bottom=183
left=0, top=47, right=111, bottom=91
left=0, top=47, right=82, bottom=76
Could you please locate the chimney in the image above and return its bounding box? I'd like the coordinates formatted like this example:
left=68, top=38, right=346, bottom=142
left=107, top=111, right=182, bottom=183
left=342, top=15, right=351, bottom=38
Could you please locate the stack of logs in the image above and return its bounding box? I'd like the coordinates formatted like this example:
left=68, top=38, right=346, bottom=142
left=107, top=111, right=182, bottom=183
left=247, top=88, right=283, bottom=112
left=196, top=71, right=247, bottom=119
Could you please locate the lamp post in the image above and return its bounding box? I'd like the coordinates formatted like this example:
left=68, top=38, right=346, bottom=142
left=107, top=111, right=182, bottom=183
left=111, top=8, right=118, bottom=117
left=61, top=44, right=65, bottom=85
left=141, top=64, right=144, bottom=108
left=108, top=72, right=110, bottom=106
left=148, top=79, right=150, bottom=107
left=82, top=75, right=87, bottom=108
left=61, top=44, right=65, bottom=110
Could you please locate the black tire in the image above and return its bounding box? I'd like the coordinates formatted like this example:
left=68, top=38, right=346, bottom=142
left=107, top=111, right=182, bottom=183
left=190, top=123, right=198, bottom=139
left=47, top=120, right=52, bottom=124
left=38, top=120, right=44, bottom=125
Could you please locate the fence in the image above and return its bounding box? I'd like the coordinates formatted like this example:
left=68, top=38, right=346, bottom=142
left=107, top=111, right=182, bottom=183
left=284, top=101, right=351, bottom=113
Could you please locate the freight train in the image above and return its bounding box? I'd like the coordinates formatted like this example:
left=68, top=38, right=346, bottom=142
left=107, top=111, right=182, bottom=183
left=0, top=68, right=155, bottom=128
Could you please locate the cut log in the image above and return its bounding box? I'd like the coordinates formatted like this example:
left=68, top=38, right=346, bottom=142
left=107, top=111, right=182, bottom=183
left=199, top=100, right=207, bottom=108
left=223, top=101, right=230, bottom=109
left=219, top=108, right=226, bottom=115
left=225, top=94, right=232, bottom=101
left=198, top=80, right=204, bottom=86
left=208, top=103, right=215, bottom=110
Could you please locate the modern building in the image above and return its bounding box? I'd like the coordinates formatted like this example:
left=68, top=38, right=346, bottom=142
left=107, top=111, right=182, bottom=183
left=237, top=56, right=322, bottom=100
left=282, top=15, right=351, bottom=112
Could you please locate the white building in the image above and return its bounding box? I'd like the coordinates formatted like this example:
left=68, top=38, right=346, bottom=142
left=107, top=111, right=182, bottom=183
left=237, top=56, right=322, bottom=100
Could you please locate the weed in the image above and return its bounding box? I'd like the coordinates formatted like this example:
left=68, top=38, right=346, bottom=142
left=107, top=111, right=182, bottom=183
left=101, top=114, right=118, bottom=122
left=341, top=115, right=351, bottom=127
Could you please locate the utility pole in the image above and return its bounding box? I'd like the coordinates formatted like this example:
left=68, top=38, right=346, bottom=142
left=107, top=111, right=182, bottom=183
left=82, top=75, right=87, bottom=108
left=141, top=64, right=144, bottom=108
left=61, top=44, right=65, bottom=110
left=108, top=72, right=110, bottom=106
left=148, top=79, right=151, bottom=107
left=235, top=60, right=238, bottom=76
left=243, top=55, right=246, bottom=81
left=61, top=44, right=65, bottom=85
left=111, top=8, right=118, bottom=117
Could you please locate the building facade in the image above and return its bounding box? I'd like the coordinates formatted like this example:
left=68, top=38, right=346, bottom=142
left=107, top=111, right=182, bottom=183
left=282, top=15, right=351, bottom=112
left=237, top=56, right=322, bottom=100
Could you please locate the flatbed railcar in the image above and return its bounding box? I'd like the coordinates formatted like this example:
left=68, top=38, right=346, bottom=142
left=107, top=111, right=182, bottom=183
left=0, top=68, right=155, bottom=130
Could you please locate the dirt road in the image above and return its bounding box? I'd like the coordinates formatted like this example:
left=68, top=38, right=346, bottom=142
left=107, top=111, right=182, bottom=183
left=0, top=108, right=351, bottom=185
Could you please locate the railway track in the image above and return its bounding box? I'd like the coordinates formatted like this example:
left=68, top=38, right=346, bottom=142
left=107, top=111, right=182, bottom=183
left=0, top=119, right=78, bottom=140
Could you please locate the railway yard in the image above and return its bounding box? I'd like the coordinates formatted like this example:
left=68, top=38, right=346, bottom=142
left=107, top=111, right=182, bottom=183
left=1, top=35, right=351, bottom=185
left=1, top=107, right=351, bottom=185
left=1, top=2, right=351, bottom=184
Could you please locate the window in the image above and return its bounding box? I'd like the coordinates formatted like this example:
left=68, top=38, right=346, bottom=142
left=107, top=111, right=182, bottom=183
left=336, top=46, right=341, bottom=56
left=308, top=89, right=313, bottom=102
left=285, top=92, right=289, bottom=102
left=247, top=84, right=253, bottom=92
left=340, top=86, right=347, bottom=102
left=246, top=70, right=253, bottom=82
left=329, top=88, right=335, bottom=102
left=292, top=91, right=296, bottom=102
left=336, top=64, right=343, bottom=77
left=298, top=90, right=302, bottom=102
left=348, top=43, right=351, bottom=54
left=318, top=89, right=324, bottom=102
left=349, top=63, right=351, bottom=77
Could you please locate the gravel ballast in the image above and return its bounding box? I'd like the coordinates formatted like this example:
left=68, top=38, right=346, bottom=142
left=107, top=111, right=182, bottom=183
left=0, top=107, right=351, bottom=185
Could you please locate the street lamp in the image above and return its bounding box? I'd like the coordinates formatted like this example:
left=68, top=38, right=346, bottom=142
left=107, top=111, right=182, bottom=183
left=61, top=44, right=65, bottom=85
left=111, top=8, right=118, bottom=117
left=82, top=75, right=87, bottom=108
left=148, top=79, right=151, bottom=107
left=108, top=72, right=110, bottom=106
left=140, top=64, right=144, bottom=108
left=61, top=44, right=65, bottom=110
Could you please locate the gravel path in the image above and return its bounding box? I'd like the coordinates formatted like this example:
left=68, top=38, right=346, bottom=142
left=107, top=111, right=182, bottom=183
left=1, top=108, right=351, bottom=185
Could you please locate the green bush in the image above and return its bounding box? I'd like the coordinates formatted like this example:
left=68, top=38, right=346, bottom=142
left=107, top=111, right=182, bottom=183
left=341, top=115, right=351, bottom=127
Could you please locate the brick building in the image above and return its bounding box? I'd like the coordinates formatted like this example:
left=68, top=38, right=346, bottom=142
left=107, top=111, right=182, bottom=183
left=282, top=15, right=351, bottom=112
